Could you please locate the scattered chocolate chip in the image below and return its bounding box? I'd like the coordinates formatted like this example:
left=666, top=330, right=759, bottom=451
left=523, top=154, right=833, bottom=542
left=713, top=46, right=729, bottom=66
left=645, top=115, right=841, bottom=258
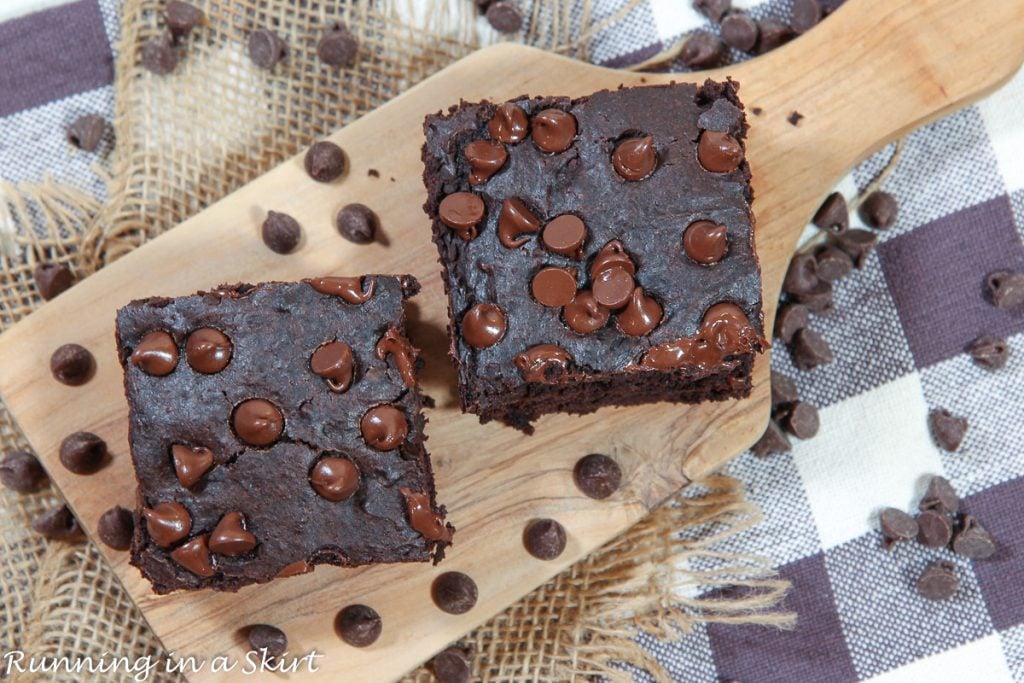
left=260, top=211, right=301, bottom=254
left=987, top=270, right=1024, bottom=309
left=131, top=330, right=179, bottom=376
left=210, top=511, right=257, bottom=556
left=592, top=267, right=635, bottom=309
left=573, top=453, right=622, bottom=499
left=172, top=444, right=214, bottom=488
left=185, top=327, right=232, bottom=374
left=430, top=647, right=471, bottom=683
left=523, top=518, right=566, bottom=560
left=317, top=22, right=359, bottom=67
left=790, top=0, right=822, bottom=33
left=432, top=572, right=478, bottom=615
left=335, top=203, right=378, bottom=244
left=97, top=506, right=134, bottom=551
left=33, top=504, right=82, bottom=541
left=531, top=267, right=578, bottom=308
left=50, top=343, right=96, bottom=386
left=697, top=131, right=743, bottom=173
left=542, top=214, right=586, bottom=258
left=756, top=18, right=793, bottom=53
left=774, top=303, right=809, bottom=344
left=720, top=12, right=759, bottom=52
left=488, top=102, right=529, bottom=144
left=952, top=515, right=996, bottom=559
left=361, top=405, right=408, bottom=451
left=916, top=560, right=958, bottom=601
left=465, top=139, right=508, bottom=185
left=812, top=192, right=849, bottom=235
left=969, top=335, right=1009, bottom=369
left=532, top=109, right=576, bottom=153
left=792, top=280, right=834, bottom=315
left=164, top=1, right=204, bottom=42
left=879, top=507, right=918, bottom=549
left=681, top=32, right=725, bottom=69
left=835, top=229, right=878, bottom=268
left=815, top=246, right=854, bottom=282
left=439, top=193, right=485, bottom=240
left=34, top=262, right=73, bottom=300
left=928, top=409, right=968, bottom=452
left=0, top=450, right=46, bottom=493
left=233, top=399, right=285, bottom=447
left=304, top=141, right=346, bottom=182
left=752, top=420, right=790, bottom=457
left=790, top=328, right=833, bottom=370
left=67, top=115, right=106, bottom=152
left=916, top=510, right=952, bottom=548
left=787, top=111, right=804, bottom=126
left=248, top=624, right=287, bottom=660
left=486, top=1, right=523, bottom=33
left=858, top=191, right=898, bottom=229
left=693, top=0, right=731, bottom=22
left=140, top=31, right=178, bottom=75
left=310, top=456, right=359, bottom=502
left=770, top=370, right=799, bottom=406
left=612, top=135, right=657, bottom=181
left=563, top=290, right=610, bottom=334
left=919, top=475, right=959, bottom=515
left=781, top=401, right=819, bottom=439
left=782, top=253, right=819, bottom=296
left=248, top=29, right=288, bottom=70
left=336, top=604, right=382, bottom=647
left=683, top=220, right=728, bottom=265
left=59, top=431, right=107, bottom=475
left=461, top=303, right=507, bottom=348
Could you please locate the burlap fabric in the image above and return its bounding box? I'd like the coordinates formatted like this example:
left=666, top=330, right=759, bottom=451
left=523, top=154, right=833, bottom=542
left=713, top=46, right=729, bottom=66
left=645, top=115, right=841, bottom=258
left=0, top=2, right=791, bottom=680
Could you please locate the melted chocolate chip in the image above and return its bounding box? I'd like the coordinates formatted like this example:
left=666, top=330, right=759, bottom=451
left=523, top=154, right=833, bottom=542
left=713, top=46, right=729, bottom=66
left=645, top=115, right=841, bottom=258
left=683, top=221, right=728, bottom=265
left=143, top=501, right=191, bottom=547
left=400, top=488, right=453, bottom=542
left=336, top=203, right=378, bottom=244
left=531, top=267, right=578, bottom=307
left=171, top=535, right=216, bottom=577
left=573, top=453, right=622, bottom=500
left=532, top=109, right=576, bottom=153
left=697, top=131, right=743, bottom=173
left=336, top=605, right=381, bottom=647
left=310, top=456, right=360, bottom=502
left=50, top=343, right=95, bottom=386
left=310, top=341, right=355, bottom=392
left=97, top=505, right=134, bottom=551
left=209, top=512, right=257, bottom=556
left=34, top=262, right=73, bottom=300
left=431, top=572, right=478, bottom=615
left=185, top=327, right=232, bottom=374
left=361, top=405, right=408, bottom=451
left=617, top=287, right=662, bottom=336
left=523, top=518, right=566, bottom=560
left=304, top=141, right=346, bottom=182
left=439, top=192, right=485, bottom=240
left=59, top=431, right=107, bottom=475
left=261, top=211, right=301, bottom=254
left=542, top=214, right=587, bottom=258
left=172, top=444, right=214, bottom=488
left=641, top=303, right=761, bottom=370
left=590, top=240, right=636, bottom=277
left=952, top=515, right=996, bottom=559
left=612, top=135, right=657, bottom=181
left=233, top=399, right=284, bottom=446
left=563, top=290, right=610, bottom=334
left=0, top=450, right=46, bottom=493
left=306, top=276, right=375, bottom=303
left=276, top=560, right=313, bottom=578
left=247, top=29, right=288, bottom=70
left=248, top=624, right=288, bottom=660
left=375, top=328, right=418, bottom=387
left=131, top=330, right=179, bottom=376
left=488, top=103, right=529, bottom=143
left=461, top=303, right=507, bottom=348
left=317, top=21, right=359, bottom=67
left=465, top=139, right=508, bottom=185
left=498, top=198, right=541, bottom=248
left=514, top=344, right=572, bottom=383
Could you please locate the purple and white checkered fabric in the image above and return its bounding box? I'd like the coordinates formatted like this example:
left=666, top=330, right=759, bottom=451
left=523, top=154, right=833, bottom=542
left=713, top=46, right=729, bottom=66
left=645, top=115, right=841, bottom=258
left=3, top=1, right=1024, bottom=681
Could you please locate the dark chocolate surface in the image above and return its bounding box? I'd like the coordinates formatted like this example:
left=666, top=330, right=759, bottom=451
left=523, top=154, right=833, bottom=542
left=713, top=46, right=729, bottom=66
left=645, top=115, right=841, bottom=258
left=116, top=277, right=451, bottom=593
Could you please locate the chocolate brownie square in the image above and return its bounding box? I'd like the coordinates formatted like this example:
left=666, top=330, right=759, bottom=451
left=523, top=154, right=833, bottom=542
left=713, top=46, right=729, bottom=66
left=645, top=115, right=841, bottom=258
left=421, top=81, right=765, bottom=432
left=115, top=276, right=452, bottom=593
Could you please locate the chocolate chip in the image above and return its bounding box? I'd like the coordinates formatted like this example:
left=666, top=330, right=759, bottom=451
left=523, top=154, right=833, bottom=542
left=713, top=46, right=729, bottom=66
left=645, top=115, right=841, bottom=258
left=465, top=139, right=508, bottom=185
left=612, top=135, right=657, bottom=181
left=432, top=572, right=478, bottom=615
left=185, top=328, right=233, bottom=374
left=310, top=456, right=359, bottom=502
left=67, top=115, right=106, bottom=152
left=542, top=214, right=586, bottom=258
left=210, top=511, right=257, bottom=556
left=916, top=560, right=958, bottom=601
left=336, top=203, right=378, bottom=244
left=233, top=399, right=285, bottom=447
left=59, top=431, right=107, bottom=475
left=430, top=647, right=471, bottom=683
left=439, top=192, right=485, bottom=240
left=814, top=246, right=854, bottom=282
left=987, top=270, right=1024, bottom=309
left=523, top=518, right=566, bottom=560
left=248, top=29, right=288, bottom=70
left=360, top=405, right=408, bottom=451
left=563, top=290, right=610, bottom=334
left=143, top=501, right=191, bottom=547
left=683, top=221, right=728, bottom=265
left=774, top=303, right=809, bottom=344
left=782, top=253, right=819, bottom=296
left=693, top=0, right=731, bottom=22
left=879, top=507, right=918, bottom=549
left=335, top=604, right=381, bottom=647
left=929, top=409, right=967, bottom=452
left=916, top=510, right=952, bottom=548
left=617, top=287, right=663, bottom=336
left=172, top=444, right=214, bottom=488
left=488, top=102, right=529, bottom=144
left=260, top=211, right=301, bottom=254
left=834, top=229, right=877, bottom=268
left=697, top=131, right=743, bottom=173
left=720, top=12, right=759, bottom=52
left=164, top=1, right=204, bottom=42
left=307, top=276, right=375, bottom=304
left=812, top=192, right=849, bottom=235
left=858, top=191, right=898, bottom=229
left=461, top=303, right=507, bottom=348
left=770, top=370, right=799, bottom=406
left=34, top=262, right=73, bottom=300
left=486, top=1, right=523, bottom=33
left=751, top=420, right=790, bottom=457
left=792, top=280, right=834, bottom=315
left=32, top=504, right=82, bottom=541
left=140, top=31, right=178, bottom=75
left=756, top=18, right=793, bottom=53
left=0, top=450, right=46, bottom=493
left=317, top=22, right=358, bottom=67
left=532, top=109, right=577, bottom=153
left=97, top=506, right=134, bottom=551
left=131, top=330, right=179, bottom=376
left=247, top=624, right=287, bottom=660
left=787, top=111, right=804, bottom=126
left=531, top=267, right=578, bottom=307
left=790, top=0, right=822, bottom=34
left=919, top=475, right=959, bottom=515
left=592, top=267, right=634, bottom=309
left=171, top=535, right=215, bottom=576
left=952, top=515, right=996, bottom=559
left=790, top=328, right=833, bottom=370
left=681, top=32, right=725, bottom=69
left=573, top=453, right=622, bottom=499
left=781, top=401, right=819, bottom=439
left=50, top=343, right=96, bottom=386
left=969, top=335, right=1009, bottom=369
left=304, top=141, right=346, bottom=182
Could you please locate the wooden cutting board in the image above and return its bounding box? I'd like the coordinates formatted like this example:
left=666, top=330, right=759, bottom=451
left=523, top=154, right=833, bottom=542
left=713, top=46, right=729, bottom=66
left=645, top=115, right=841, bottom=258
left=1, top=0, right=1021, bottom=680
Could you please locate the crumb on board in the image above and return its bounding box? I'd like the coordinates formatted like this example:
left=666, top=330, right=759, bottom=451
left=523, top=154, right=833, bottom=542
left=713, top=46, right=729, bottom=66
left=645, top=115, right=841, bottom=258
left=788, top=110, right=804, bottom=126
left=368, top=169, right=380, bottom=178
left=751, top=106, right=763, bottom=116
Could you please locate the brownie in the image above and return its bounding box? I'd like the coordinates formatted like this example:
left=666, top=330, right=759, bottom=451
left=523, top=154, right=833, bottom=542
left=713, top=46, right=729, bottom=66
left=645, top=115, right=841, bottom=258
left=115, top=277, right=453, bottom=593
left=421, top=81, right=765, bottom=432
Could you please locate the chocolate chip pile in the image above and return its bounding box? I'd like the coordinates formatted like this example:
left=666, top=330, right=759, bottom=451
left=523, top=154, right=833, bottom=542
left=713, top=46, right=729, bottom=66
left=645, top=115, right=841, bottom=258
left=879, top=475, right=997, bottom=601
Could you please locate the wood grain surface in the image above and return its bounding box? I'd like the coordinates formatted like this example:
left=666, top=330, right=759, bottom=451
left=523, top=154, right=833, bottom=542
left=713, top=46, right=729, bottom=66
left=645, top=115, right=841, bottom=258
left=0, top=0, right=1021, bottom=679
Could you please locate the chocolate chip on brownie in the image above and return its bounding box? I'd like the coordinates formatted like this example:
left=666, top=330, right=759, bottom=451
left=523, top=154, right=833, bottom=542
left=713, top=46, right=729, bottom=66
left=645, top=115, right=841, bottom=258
left=34, top=262, right=74, bottom=300
left=432, top=572, right=479, bottom=615
left=858, top=191, right=898, bottom=229
left=986, top=270, right=1024, bottom=309
left=573, top=453, right=622, bottom=500
left=523, top=519, right=567, bottom=560
left=928, top=409, right=968, bottom=452
left=916, top=509, right=952, bottom=548
left=33, top=504, right=83, bottom=541
left=317, top=22, right=359, bottom=67
left=751, top=419, right=791, bottom=457
left=879, top=507, right=918, bottom=550
left=98, top=506, right=135, bottom=551
left=248, top=29, right=288, bottom=70
left=681, top=32, right=726, bottom=69
left=50, top=343, right=96, bottom=386
left=261, top=211, right=302, bottom=254
left=952, top=515, right=996, bottom=559
left=0, top=450, right=47, bottom=493
left=790, top=328, right=833, bottom=370
left=247, top=624, right=288, bottom=660
left=59, top=431, right=108, bottom=475
left=916, top=560, right=958, bottom=601
left=812, top=192, right=849, bottom=235
left=67, top=115, right=107, bottom=152
left=774, top=303, right=809, bottom=344
left=335, top=604, right=382, bottom=647
left=968, top=335, right=1009, bottom=369
left=720, top=12, right=759, bottom=52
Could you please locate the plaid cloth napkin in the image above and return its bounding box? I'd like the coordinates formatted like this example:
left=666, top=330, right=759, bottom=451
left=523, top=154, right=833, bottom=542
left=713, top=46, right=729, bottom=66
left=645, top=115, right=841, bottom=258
left=3, top=1, right=1024, bottom=682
